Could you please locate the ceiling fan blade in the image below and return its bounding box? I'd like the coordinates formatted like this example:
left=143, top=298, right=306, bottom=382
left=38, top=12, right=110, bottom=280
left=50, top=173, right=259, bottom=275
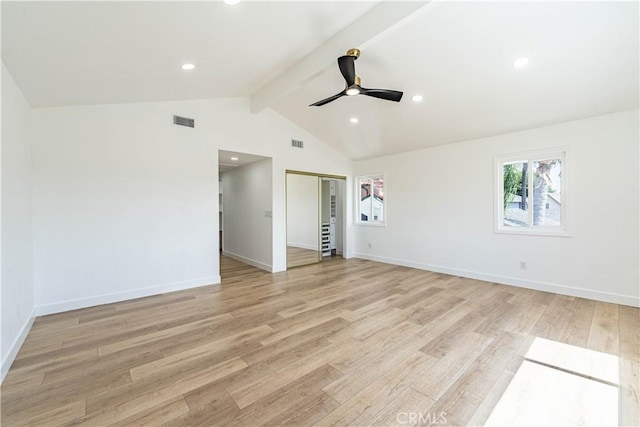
left=361, top=88, right=404, bottom=102
left=309, top=91, right=346, bottom=107
left=338, top=55, right=356, bottom=86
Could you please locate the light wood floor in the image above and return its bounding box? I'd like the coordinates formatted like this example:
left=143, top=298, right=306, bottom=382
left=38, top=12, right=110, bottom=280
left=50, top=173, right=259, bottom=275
left=287, top=246, right=321, bottom=268
left=2, top=256, right=638, bottom=426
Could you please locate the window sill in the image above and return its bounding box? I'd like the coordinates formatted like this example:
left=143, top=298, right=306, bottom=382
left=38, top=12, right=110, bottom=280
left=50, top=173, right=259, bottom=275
left=494, top=227, right=571, bottom=237
left=356, top=222, right=386, bottom=227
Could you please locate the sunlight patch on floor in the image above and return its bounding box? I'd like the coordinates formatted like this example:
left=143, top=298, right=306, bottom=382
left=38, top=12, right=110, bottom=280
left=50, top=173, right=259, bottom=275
left=526, top=337, right=619, bottom=384
left=485, top=337, right=619, bottom=427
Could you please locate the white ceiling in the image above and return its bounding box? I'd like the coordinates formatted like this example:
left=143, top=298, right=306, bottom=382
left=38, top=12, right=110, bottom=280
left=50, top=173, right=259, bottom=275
left=273, top=1, right=640, bottom=159
left=219, top=150, right=269, bottom=173
left=1, top=1, right=377, bottom=106
left=2, top=1, right=638, bottom=160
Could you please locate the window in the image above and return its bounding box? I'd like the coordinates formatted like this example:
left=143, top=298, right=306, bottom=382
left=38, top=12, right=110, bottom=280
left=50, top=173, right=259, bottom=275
left=495, top=149, right=568, bottom=236
left=357, top=174, right=385, bottom=225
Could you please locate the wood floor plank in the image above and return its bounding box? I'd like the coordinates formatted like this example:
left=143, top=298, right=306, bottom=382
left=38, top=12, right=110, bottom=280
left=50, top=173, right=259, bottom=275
left=327, top=319, right=422, bottom=374
left=322, top=334, right=428, bottom=404
left=339, top=293, right=404, bottom=322
left=61, top=325, right=160, bottom=350
left=192, top=337, right=339, bottom=402
left=261, top=308, right=350, bottom=345
left=13, top=399, right=85, bottom=427
left=229, top=364, right=343, bottom=426
left=318, top=352, right=431, bottom=426
left=424, top=331, right=530, bottom=426
left=391, top=285, right=444, bottom=310
left=97, top=313, right=233, bottom=356
left=565, top=297, right=597, bottom=348
left=1, top=254, right=636, bottom=426
left=587, top=301, right=619, bottom=354
left=8, top=346, right=98, bottom=377
left=504, top=301, right=547, bottom=335
left=0, top=369, right=44, bottom=392
left=228, top=340, right=345, bottom=409
left=12, top=339, right=64, bottom=361
left=43, top=347, right=162, bottom=386
left=286, top=245, right=320, bottom=268
left=412, top=332, right=494, bottom=401
left=109, top=397, right=190, bottom=427
left=171, top=388, right=241, bottom=426
left=467, top=369, right=515, bottom=426
left=128, top=325, right=271, bottom=382
left=80, top=357, right=247, bottom=425
left=367, top=386, right=436, bottom=427
left=264, top=391, right=340, bottom=427
left=531, top=295, right=579, bottom=343
left=330, top=306, right=407, bottom=342
left=414, top=302, right=475, bottom=342
left=26, top=316, right=126, bottom=344
left=407, top=294, right=466, bottom=326
left=242, top=319, right=348, bottom=366
left=1, top=370, right=132, bottom=424
left=619, top=305, right=640, bottom=427
left=419, top=310, right=488, bottom=356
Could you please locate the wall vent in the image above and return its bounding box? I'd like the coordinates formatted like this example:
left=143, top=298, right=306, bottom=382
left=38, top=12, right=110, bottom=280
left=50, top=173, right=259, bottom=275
left=173, top=115, right=195, bottom=128
left=291, top=139, right=304, bottom=149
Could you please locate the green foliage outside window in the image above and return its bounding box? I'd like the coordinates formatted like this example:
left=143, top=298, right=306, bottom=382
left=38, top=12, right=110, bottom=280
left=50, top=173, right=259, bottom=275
left=503, top=164, right=522, bottom=213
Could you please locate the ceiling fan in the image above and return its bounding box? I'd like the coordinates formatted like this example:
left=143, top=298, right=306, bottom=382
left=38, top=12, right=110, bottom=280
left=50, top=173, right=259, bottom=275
left=309, top=48, right=403, bottom=107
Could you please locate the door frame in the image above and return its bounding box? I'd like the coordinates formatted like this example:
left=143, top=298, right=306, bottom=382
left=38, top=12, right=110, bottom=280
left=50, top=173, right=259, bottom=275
left=285, top=170, right=347, bottom=269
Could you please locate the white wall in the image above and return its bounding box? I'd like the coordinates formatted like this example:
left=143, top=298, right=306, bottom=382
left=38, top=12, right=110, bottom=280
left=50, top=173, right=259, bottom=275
left=222, top=159, right=273, bottom=271
left=286, top=173, right=319, bottom=251
left=30, top=98, right=353, bottom=313
left=1, top=63, right=35, bottom=380
left=210, top=100, right=354, bottom=271
left=353, top=110, right=639, bottom=307
left=31, top=102, right=220, bottom=314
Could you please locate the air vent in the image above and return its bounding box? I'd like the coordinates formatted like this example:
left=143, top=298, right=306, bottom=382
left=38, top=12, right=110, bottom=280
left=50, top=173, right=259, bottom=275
left=291, top=139, right=304, bottom=149
left=173, top=115, right=195, bottom=128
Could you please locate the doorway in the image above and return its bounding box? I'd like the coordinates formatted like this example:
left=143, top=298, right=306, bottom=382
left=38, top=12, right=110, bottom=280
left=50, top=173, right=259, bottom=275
left=321, top=177, right=345, bottom=259
left=219, top=150, right=273, bottom=275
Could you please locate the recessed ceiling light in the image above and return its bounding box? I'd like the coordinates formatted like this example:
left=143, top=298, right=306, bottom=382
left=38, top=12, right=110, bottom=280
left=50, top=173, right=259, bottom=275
left=222, top=0, right=241, bottom=5
left=230, top=157, right=239, bottom=161
left=412, top=94, right=423, bottom=103
left=512, top=57, right=529, bottom=68
left=350, top=117, right=359, bottom=124
left=181, top=63, right=195, bottom=70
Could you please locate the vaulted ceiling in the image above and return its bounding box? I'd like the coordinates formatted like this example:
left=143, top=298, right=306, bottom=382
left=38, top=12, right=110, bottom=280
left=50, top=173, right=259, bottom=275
left=3, top=1, right=638, bottom=160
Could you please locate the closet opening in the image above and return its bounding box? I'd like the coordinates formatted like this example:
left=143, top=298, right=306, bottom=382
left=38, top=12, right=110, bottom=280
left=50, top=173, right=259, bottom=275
left=285, top=170, right=346, bottom=269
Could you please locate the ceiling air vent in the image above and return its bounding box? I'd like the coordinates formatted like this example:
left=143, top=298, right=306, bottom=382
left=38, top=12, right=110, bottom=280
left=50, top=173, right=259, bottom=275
left=291, top=139, right=304, bottom=149
left=173, top=115, right=195, bottom=128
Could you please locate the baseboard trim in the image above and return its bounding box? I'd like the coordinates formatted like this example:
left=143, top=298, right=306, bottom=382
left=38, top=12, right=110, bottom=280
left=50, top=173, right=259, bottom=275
left=35, top=275, right=220, bottom=316
left=1, top=306, right=36, bottom=383
left=354, top=253, right=640, bottom=308
left=223, top=251, right=273, bottom=273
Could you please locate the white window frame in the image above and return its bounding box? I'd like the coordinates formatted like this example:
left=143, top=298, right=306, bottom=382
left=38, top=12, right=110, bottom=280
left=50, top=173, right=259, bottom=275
left=494, top=147, right=570, bottom=237
left=356, top=173, right=386, bottom=226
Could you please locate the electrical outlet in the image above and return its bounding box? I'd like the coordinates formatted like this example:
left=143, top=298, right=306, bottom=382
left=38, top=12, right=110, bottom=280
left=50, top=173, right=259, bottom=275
left=520, top=261, right=527, bottom=270
left=368, top=242, right=372, bottom=249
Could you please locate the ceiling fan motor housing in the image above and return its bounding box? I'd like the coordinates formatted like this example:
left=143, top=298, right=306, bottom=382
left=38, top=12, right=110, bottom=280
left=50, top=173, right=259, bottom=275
left=346, top=48, right=361, bottom=58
